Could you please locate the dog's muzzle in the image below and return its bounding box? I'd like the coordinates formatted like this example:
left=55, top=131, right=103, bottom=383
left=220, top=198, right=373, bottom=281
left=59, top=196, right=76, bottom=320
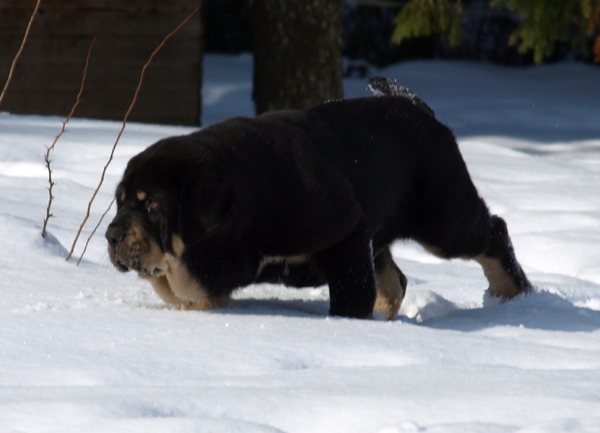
left=105, top=222, right=135, bottom=272
left=105, top=223, right=126, bottom=251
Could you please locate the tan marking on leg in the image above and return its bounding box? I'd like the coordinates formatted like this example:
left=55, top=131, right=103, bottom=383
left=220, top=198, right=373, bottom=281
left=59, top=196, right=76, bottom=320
left=136, top=190, right=147, bottom=202
left=113, top=220, right=224, bottom=310
left=142, top=275, right=181, bottom=305
left=162, top=253, right=212, bottom=302
left=285, top=254, right=308, bottom=264
left=143, top=273, right=230, bottom=311
left=138, top=233, right=216, bottom=306
left=373, top=250, right=406, bottom=321
left=179, top=294, right=230, bottom=311
left=374, top=271, right=402, bottom=320
left=256, top=254, right=308, bottom=278
left=475, top=254, right=520, bottom=298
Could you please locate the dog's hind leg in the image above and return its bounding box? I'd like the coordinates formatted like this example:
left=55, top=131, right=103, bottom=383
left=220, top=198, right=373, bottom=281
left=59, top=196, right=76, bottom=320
left=474, top=215, right=532, bottom=300
left=373, top=248, right=407, bottom=321
left=421, top=213, right=532, bottom=301
left=314, top=220, right=377, bottom=319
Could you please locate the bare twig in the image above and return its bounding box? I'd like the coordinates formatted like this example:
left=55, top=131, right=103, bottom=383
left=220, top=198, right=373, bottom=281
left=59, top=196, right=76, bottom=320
left=41, top=154, right=55, bottom=238
left=42, top=37, right=96, bottom=238
left=0, top=0, right=41, bottom=107
left=66, top=7, right=200, bottom=262
left=77, top=198, right=116, bottom=266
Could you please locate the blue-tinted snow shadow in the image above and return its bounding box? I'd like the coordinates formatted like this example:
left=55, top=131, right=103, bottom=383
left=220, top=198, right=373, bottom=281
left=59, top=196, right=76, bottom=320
left=39, top=230, right=69, bottom=257
left=419, top=290, right=600, bottom=332
left=38, top=230, right=98, bottom=267
left=218, top=298, right=331, bottom=319
left=199, top=289, right=600, bottom=332
left=451, top=124, right=600, bottom=144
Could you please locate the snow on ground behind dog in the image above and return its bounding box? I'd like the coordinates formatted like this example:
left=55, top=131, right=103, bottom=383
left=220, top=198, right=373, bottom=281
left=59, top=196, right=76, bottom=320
left=0, top=55, right=599, bottom=432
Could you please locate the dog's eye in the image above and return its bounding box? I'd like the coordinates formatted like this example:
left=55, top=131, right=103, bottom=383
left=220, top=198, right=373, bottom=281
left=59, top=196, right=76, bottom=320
left=146, top=199, right=159, bottom=213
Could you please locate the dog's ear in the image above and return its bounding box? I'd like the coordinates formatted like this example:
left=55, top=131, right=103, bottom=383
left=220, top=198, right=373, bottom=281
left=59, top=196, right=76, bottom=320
left=179, top=161, right=234, bottom=246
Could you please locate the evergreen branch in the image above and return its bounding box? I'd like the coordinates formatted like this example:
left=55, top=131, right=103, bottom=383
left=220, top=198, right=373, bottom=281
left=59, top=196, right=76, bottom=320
left=493, top=0, right=600, bottom=63
left=392, top=0, right=464, bottom=47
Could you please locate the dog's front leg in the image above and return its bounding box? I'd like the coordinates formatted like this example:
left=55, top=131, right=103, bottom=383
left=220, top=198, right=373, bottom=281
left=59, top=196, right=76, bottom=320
left=315, top=221, right=376, bottom=319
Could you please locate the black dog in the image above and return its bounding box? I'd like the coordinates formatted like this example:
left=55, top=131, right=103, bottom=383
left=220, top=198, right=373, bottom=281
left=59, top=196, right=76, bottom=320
left=106, top=78, right=531, bottom=319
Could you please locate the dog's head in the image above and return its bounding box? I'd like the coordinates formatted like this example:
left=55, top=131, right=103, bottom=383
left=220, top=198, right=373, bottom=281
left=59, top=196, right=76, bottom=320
left=105, top=136, right=234, bottom=277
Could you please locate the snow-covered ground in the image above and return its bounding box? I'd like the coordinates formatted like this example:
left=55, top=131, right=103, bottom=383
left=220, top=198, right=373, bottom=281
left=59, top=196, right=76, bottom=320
left=1, top=54, right=599, bottom=433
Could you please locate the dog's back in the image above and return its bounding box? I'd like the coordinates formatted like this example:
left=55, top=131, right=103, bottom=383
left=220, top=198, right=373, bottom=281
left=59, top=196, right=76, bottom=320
left=259, top=96, right=484, bottom=254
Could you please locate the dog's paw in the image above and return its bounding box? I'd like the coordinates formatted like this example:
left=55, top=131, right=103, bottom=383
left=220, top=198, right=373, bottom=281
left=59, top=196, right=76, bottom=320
left=179, top=295, right=230, bottom=311
left=374, top=295, right=401, bottom=321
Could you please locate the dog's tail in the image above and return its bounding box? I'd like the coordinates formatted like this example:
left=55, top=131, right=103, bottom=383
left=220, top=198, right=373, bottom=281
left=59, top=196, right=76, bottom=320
left=368, top=77, right=435, bottom=118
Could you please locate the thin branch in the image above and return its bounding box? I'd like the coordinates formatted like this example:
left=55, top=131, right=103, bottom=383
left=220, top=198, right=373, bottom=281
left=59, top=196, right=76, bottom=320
left=77, top=198, right=116, bottom=266
left=0, top=0, right=42, bottom=108
left=42, top=153, right=54, bottom=238
left=42, top=37, right=96, bottom=238
left=66, top=7, right=200, bottom=262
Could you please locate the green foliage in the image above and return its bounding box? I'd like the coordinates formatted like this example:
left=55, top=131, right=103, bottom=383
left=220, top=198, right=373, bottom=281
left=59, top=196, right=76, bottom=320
left=492, top=0, right=600, bottom=63
left=392, top=0, right=600, bottom=64
left=392, top=0, right=464, bottom=47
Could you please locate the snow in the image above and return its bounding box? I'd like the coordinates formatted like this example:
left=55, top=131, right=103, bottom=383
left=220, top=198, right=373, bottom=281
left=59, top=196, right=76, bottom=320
left=1, top=54, right=600, bottom=432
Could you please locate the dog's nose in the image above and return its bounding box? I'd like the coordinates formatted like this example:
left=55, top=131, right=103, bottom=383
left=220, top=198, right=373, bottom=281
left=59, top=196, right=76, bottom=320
left=105, top=224, right=126, bottom=248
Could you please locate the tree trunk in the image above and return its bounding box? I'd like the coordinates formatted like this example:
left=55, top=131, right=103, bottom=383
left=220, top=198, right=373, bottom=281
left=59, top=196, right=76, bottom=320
left=250, top=0, right=344, bottom=114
